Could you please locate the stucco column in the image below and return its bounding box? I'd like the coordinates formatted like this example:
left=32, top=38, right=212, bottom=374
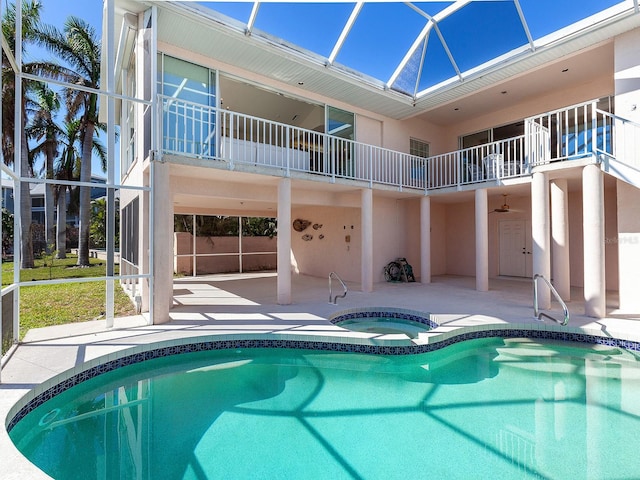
left=551, top=179, right=570, bottom=301
left=141, top=175, right=150, bottom=313
left=617, top=180, right=640, bottom=312
left=277, top=178, right=292, bottom=305
left=583, top=164, right=606, bottom=318
left=420, top=196, right=431, bottom=284
left=475, top=188, right=488, bottom=292
left=361, top=188, right=373, bottom=293
left=152, top=161, right=173, bottom=324
left=532, top=171, right=551, bottom=309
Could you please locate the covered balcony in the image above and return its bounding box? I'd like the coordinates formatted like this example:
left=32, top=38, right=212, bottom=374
left=158, top=96, right=635, bottom=192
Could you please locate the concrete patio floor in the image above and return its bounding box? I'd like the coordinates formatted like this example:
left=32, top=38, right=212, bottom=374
left=1, top=273, right=639, bottom=479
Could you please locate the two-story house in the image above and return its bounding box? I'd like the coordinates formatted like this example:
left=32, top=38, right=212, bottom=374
left=106, top=1, right=640, bottom=324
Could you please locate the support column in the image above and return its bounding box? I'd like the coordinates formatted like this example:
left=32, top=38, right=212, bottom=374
left=617, top=180, right=640, bottom=313
left=277, top=178, right=292, bottom=305
left=152, top=161, right=173, bottom=324
left=141, top=180, right=150, bottom=313
left=361, top=188, right=373, bottom=293
left=475, top=189, right=488, bottom=292
left=420, top=196, right=431, bottom=284
left=583, top=164, right=605, bottom=318
left=551, top=179, right=570, bottom=301
left=532, top=171, right=551, bottom=309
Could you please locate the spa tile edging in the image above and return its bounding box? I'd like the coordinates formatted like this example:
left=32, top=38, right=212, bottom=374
left=329, top=306, right=438, bottom=329
left=7, top=323, right=640, bottom=433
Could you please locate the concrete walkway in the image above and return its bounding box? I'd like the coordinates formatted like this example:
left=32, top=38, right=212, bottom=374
left=1, top=273, right=639, bottom=479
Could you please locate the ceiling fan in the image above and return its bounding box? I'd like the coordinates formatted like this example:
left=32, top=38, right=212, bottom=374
left=492, top=194, right=512, bottom=213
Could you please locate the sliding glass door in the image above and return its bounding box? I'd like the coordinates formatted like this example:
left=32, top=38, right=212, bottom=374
left=159, top=55, right=217, bottom=157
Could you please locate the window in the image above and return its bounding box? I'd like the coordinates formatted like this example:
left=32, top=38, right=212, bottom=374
left=410, top=138, right=430, bottom=158
left=326, top=106, right=355, bottom=176
left=123, top=53, right=136, bottom=176
left=460, top=129, right=491, bottom=149
left=158, top=55, right=217, bottom=157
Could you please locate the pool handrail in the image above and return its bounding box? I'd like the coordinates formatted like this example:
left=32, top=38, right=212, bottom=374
left=533, top=273, right=569, bottom=326
left=329, top=272, right=348, bottom=304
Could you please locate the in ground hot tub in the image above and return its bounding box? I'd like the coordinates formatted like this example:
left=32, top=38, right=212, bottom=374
left=330, top=308, right=437, bottom=339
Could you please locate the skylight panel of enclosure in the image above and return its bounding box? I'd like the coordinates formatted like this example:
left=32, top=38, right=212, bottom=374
left=330, top=3, right=428, bottom=83
left=518, top=0, right=623, bottom=39
left=194, top=1, right=634, bottom=99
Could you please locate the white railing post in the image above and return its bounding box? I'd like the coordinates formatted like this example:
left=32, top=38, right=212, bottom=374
left=591, top=101, right=598, bottom=159
left=369, top=148, right=373, bottom=188
left=329, top=136, right=335, bottom=182
left=285, top=127, right=291, bottom=176
left=229, top=112, right=235, bottom=169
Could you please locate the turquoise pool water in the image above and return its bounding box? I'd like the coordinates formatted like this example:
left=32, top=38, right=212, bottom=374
left=9, top=337, right=640, bottom=479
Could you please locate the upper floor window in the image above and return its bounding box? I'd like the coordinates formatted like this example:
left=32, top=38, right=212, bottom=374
left=410, top=138, right=430, bottom=158
left=158, top=54, right=217, bottom=157
left=158, top=55, right=216, bottom=106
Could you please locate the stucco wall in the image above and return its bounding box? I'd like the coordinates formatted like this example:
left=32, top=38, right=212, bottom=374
left=430, top=202, right=447, bottom=276
left=444, top=201, right=476, bottom=276
left=617, top=181, right=640, bottom=311
left=288, top=206, right=361, bottom=282
left=615, top=28, right=640, bottom=124
left=614, top=29, right=640, bottom=312
left=288, top=197, right=416, bottom=285
left=401, top=199, right=422, bottom=280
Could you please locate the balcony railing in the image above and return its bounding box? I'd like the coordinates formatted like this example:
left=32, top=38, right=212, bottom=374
left=159, top=95, right=627, bottom=191
left=526, top=102, right=615, bottom=165
left=160, top=95, right=429, bottom=189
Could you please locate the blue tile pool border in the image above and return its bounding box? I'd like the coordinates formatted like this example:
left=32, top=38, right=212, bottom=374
left=7, top=325, right=640, bottom=433
left=329, top=307, right=438, bottom=330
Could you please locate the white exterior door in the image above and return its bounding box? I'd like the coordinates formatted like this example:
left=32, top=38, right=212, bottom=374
left=499, top=220, right=532, bottom=277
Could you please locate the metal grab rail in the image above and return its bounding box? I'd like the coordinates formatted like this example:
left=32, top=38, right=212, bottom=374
left=329, top=272, right=347, bottom=305
left=533, top=274, right=569, bottom=326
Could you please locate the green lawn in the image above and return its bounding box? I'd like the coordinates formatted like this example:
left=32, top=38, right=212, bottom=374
left=2, top=255, right=137, bottom=340
left=2, top=254, right=116, bottom=284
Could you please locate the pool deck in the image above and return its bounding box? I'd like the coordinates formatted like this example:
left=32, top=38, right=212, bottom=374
left=2, top=273, right=640, bottom=479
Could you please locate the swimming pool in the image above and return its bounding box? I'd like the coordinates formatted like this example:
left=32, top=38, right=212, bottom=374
left=330, top=308, right=437, bottom=338
left=7, top=330, right=640, bottom=480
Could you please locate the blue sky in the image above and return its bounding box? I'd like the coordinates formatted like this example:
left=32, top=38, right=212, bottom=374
left=26, top=0, right=103, bottom=62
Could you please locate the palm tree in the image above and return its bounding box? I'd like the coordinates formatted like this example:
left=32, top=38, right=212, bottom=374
left=53, top=118, right=81, bottom=259
left=53, top=117, right=107, bottom=259
left=36, top=16, right=101, bottom=266
left=27, top=81, right=60, bottom=253
left=2, top=0, right=43, bottom=269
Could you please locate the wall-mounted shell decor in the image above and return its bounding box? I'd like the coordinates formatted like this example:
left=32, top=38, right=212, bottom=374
left=319, top=234, right=325, bottom=240
left=293, top=219, right=311, bottom=232
left=312, top=223, right=323, bottom=230
left=302, top=234, right=313, bottom=241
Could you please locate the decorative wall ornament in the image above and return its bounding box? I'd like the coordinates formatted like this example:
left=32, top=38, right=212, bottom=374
left=293, top=219, right=311, bottom=232
left=312, top=223, right=323, bottom=230
left=319, top=234, right=325, bottom=240
left=302, top=234, right=313, bottom=241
